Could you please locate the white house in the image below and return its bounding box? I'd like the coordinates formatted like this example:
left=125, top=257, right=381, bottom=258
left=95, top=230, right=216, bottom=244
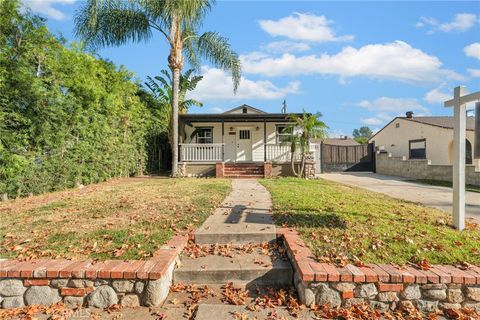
left=369, top=112, right=476, bottom=166
left=177, top=104, right=320, bottom=177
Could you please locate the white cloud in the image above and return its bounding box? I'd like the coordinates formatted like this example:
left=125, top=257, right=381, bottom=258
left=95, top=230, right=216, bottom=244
left=206, top=107, right=227, bottom=113
left=24, top=0, right=75, bottom=20
left=259, top=12, right=353, bottom=42
left=464, top=43, right=480, bottom=60
left=241, top=41, right=463, bottom=83
left=358, top=97, right=430, bottom=126
left=468, top=69, right=480, bottom=77
left=263, top=41, right=311, bottom=53
left=361, top=117, right=383, bottom=126
left=424, top=86, right=451, bottom=104
left=189, top=67, right=300, bottom=101
left=358, top=97, right=428, bottom=113
left=417, top=13, right=478, bottom=33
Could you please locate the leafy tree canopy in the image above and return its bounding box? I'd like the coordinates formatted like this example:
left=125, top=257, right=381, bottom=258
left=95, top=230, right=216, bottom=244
left=352, top=126, right=373, bottom=144
left=0, top=1, right=165, bottom=198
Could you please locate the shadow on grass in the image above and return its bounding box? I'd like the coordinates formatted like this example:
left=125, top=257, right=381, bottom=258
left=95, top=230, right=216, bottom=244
left=274, top=211, right=347, bottom=229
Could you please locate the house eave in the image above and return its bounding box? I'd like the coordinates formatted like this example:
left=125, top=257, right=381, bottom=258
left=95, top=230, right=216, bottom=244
left=179, top=113, right=305, bottom=124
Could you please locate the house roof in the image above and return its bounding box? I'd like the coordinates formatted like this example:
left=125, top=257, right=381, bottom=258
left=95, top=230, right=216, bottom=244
left=369, top=116, right=475, bottom=141
left=179, top=113, right=301, bottom=123
left=180, top=104, right=302, bottom=124
left=404, top=116, right=475, bottom=130
left=324, top=138, right=360, bottom=146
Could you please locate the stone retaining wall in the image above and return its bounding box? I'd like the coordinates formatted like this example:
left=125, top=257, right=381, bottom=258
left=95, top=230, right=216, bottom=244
left=376, top=152, right=480, bottom=186
left=0, top=235, right=187, bottom=309
left=279, top=228, right=480, bottom=314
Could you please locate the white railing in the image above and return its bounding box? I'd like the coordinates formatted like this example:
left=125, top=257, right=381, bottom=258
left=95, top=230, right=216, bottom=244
left=180, top=143, right=224, bottom=162
left=266, top=143, right=320, bottom=162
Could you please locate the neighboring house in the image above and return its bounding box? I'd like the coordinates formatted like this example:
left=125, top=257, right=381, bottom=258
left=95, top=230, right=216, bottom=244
left=324, top=137, right=360, bottom=146
left=369, top=112, right=476, bottom=166
left=178, top=104, right=320, bottom=177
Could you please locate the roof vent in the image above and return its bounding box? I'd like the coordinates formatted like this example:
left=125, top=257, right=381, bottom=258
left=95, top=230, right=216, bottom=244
left=406, top=111, right=414, bottom=118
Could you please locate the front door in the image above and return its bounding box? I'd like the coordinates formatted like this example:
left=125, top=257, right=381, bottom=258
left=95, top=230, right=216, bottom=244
left=236, top=128, right=252, bottom=162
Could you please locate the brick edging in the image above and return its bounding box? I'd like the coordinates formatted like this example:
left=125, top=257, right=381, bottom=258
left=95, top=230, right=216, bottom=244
left=0, top=234, right=189, bottom=281
left=277, top=228, right=480, bottom=285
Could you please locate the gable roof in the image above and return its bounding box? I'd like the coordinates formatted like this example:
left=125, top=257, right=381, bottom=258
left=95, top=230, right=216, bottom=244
left=404, top=116, right=475, bottom=130
left=223, top=104, right=267, bottom=114
left=369, top=116, right=475, bottom=142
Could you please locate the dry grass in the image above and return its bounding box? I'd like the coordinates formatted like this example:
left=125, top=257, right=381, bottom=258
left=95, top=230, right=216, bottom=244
left=0, top=177, right=230, bottom=260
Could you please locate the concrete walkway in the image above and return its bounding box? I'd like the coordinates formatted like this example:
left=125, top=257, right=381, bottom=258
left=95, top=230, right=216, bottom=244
left=195, top=179, right=276, bottom=244
left=320, top=172, right=480, bottom=222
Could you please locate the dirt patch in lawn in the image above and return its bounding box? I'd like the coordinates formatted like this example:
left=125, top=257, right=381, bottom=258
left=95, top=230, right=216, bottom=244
left=261, top=178, right=480, bottom=266
left=0, top=177, right=230, bottom=260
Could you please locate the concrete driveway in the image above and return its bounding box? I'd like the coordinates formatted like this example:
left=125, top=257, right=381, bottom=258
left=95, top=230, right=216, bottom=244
left=319, top=172, right=480, bottom=222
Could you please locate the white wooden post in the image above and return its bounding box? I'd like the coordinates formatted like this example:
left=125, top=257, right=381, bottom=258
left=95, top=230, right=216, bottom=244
left=444, top=86, right=480, bottom=230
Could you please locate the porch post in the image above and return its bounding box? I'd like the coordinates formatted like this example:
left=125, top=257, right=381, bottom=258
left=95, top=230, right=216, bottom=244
left=264, top=118, right=267, bottom=161
left=222, top=120, right=225, bottom=161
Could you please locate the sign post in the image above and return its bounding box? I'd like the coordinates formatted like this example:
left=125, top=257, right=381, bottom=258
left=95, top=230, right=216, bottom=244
left=444, top=86, right=480, bottom=231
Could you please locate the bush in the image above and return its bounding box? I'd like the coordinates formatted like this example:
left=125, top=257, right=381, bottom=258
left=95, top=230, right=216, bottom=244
left=0, top=1, right=164, bottom=198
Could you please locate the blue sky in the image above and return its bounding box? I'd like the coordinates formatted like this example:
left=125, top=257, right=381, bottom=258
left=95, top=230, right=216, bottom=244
left=25, top=0, right=480, bottom=137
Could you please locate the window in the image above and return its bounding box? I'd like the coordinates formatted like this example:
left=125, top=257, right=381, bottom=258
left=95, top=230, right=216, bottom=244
left=242, top=107, right=247, bottom=114
left=276, top=125, right=292, bottom=143
left=239, top=130, right=250, bottom=140
left=195, top=127, right=213, bottom=144
left=409, top=139, right=426, bottom=159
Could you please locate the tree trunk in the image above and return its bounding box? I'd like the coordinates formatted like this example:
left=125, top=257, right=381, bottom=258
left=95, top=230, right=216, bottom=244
left=171, top=67, right=180, bottom=177
left=290, top=141, right=298, bottom=176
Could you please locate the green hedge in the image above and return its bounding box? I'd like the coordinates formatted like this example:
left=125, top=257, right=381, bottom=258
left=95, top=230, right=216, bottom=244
left=0, top=1, right=166, bottom=198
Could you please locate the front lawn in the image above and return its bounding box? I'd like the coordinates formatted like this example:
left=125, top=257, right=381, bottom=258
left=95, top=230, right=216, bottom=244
left=261, top=178, right=480, bottom=265
left=0, top=177, right=230, bottom=260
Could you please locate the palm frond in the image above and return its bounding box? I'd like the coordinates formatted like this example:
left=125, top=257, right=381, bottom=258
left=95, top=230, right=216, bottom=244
left=74, top=0, right=152, bottom=49
left=196, top=31, right=241, bottom=92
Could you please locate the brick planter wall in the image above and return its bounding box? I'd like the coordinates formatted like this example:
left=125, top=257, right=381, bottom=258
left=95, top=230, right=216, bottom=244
left=0, top=235, right=188, bottom=309
left=279, top=229, right=480, bottom=314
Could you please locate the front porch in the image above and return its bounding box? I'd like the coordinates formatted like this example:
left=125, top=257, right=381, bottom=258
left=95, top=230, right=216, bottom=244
left=179, top=143, right=319, bottom=163
left=177, top=144, right=320, bottom=178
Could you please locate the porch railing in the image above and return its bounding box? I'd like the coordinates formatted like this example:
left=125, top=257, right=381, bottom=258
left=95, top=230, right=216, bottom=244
left=179, top=143, right=224, bottom=162
left=266, top=143, right=320, bottom=162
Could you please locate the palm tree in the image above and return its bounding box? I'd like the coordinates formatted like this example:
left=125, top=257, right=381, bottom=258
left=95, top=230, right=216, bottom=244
left=74, top=0, right=241, bottom=176
left=288, top=111, right=328, bottom=178
left=145, top=68, right=203, bottom=148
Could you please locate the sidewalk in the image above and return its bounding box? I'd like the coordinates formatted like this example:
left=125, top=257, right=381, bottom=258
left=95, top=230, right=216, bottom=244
left=320, top=172, right=480, bottom=222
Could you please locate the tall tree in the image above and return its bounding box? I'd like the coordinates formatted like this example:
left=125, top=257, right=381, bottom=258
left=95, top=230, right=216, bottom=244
left=145, top=68, right=203, bottom=148
left=288, top=112, right=328, bottom=178
left=74, top=0, right=241, bottom=176
left=352, top=126, right=373, bottom=144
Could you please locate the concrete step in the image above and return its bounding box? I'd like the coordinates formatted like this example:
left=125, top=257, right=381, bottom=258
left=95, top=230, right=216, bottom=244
left=194, top=304, right=308, bottom=320
left=174, top=252, right=292, bottom=287
left=195, top=207, right=276, bottom=244
left=194, top=231, right=276, bottom=244
left=195, top=228, right=277, bottom=244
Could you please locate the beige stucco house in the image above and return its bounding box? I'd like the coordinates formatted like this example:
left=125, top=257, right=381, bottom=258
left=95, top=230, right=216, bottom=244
left=369, top=113, right=476, bottom=166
